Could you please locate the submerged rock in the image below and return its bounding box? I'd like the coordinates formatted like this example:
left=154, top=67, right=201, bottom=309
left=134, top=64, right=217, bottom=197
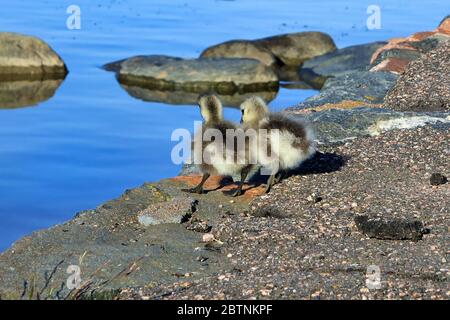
left=300, top=42, right=386, bottom=88
left=103, top=55, right=181, bottom=73
left=383, top=41, right=450, bottom=112
left=0, top=79, right=63, bottom=109
left=104, top=55, right=278, bottom=95
left=0, top=32, right=67, bottom=79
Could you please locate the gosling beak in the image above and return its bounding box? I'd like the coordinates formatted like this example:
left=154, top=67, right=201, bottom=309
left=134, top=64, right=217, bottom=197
left=240, top=117, right=243, bottom=124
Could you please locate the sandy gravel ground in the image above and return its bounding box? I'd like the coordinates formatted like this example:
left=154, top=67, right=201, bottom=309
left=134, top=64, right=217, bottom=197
left=119, top=124, right=449, bottom=300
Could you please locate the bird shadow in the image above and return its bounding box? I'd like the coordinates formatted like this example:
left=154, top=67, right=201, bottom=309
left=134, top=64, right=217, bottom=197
left=247, top=151, right=349, bottom=186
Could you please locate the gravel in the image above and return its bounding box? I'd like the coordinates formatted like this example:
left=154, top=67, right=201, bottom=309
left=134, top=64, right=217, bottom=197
left=119, top=124, right=449, bottom=300
left=383, top=41, right=450, bottom=112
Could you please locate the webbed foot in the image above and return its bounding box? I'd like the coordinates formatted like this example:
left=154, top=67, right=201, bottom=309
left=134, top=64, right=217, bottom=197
left=181, top=187, right=206, bottom=194
left=222, top=188, right=243, bottom=197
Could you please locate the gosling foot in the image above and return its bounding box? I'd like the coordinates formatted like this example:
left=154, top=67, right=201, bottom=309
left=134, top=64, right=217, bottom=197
left=181, top=187, right=206, bottom=194
left=222, top=188, right=243, bottom=197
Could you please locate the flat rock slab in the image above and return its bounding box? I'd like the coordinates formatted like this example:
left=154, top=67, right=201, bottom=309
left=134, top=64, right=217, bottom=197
left=104, top=55, right=278, bottom=95
left=292, top=71, right=397, bottom=111
left=127, top=124, right=449, bottom=299
left=300, top=41, right=386, bottom=88
left=0, top=175, right=262, bottom=299
left=0, top=32, right=67, bottom=79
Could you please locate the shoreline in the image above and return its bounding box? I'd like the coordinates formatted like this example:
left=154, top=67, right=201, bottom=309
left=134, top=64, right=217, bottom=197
left=1, top=17, right=449, bottom=299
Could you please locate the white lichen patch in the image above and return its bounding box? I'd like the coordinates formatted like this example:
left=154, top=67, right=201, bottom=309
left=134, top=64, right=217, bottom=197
left=367, top=115, right=450, bottom=136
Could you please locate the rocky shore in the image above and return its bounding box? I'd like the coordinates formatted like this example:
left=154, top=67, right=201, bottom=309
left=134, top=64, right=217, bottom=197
left=0, top=18, right=449, bottom=300
left=121, top=124, right=449, bottom=300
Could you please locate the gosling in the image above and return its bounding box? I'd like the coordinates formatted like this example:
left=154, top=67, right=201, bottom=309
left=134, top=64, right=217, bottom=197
left=182, top=94, right=253, bottom=196
left=240, top=96, right=316, bottom=193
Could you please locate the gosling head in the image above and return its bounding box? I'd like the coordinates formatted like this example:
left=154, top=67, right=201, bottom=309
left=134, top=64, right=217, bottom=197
left=240, top=96, right=269, bottom=126
left=198, top=94, right=223, bottom=123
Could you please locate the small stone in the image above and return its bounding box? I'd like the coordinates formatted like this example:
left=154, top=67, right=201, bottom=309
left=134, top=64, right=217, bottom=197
left=202, top=233, right=215, bottom=242
left=260, top=289, right=272, bottom=296
left=179, top=282, right=191, bottom=288
left=354, top=215, right=429, bottom=241
left=311, top=290, right=321, bottom=298
left=430, top=173, right=448, bottom=186
left=243, top=289, right=254, bottom=296
left=196, top=256, right=208, bottom=262
left=307, top=192, right=323, bottom=203
left=137, top=196, right=196, bottom=226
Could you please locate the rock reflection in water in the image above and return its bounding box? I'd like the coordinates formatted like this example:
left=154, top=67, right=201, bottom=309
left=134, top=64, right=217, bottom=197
left=119, top=83, right=278, bottom=107
left=0, top=79, right=63, bottom=109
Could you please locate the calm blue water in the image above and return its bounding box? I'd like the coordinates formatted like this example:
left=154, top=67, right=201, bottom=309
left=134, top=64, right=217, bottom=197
left=0, top=0, right=447, bottom=250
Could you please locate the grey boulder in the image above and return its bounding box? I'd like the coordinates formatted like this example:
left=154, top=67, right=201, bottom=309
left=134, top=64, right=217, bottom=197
left=299, top=41, right=387, bottom=88
left=254, top=31, right=336, bottom=66
left=104, top=55, right=279, bottom=94
left=200, top=40, right=279, bottom=68
left=0, top=32, right=67, bottom=79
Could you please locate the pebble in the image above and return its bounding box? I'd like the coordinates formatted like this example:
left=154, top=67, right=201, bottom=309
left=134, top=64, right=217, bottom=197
left=430, top=173, right=448, bottom=186
left=307, top=192, right=323, bottom=203
left=202, top=233, right=215, bottom=242
left=260, top=289, right=272, bottom=296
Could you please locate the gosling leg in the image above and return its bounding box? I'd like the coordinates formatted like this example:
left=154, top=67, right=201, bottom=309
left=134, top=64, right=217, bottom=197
left=223, top=166, right=252, bottom=197
left=274, top=170, right=285, bottom=184
left=182, top=173, right=210, bottom=194
left=265, top=173, right=277, bottom=193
